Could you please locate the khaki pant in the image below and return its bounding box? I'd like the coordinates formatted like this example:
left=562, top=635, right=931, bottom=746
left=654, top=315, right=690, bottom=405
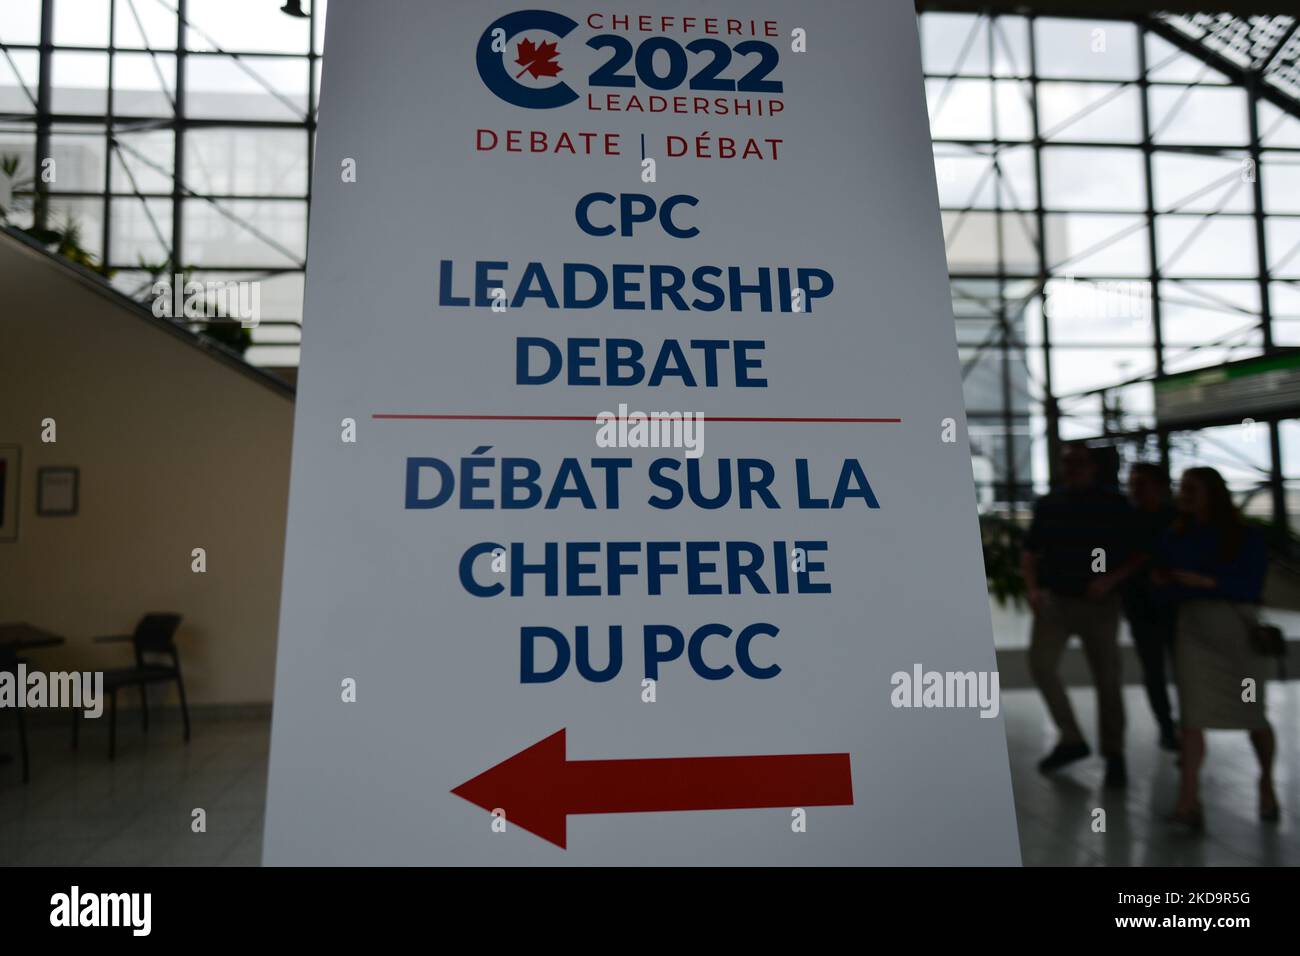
left=1029, top=592, right=1125, bottom=757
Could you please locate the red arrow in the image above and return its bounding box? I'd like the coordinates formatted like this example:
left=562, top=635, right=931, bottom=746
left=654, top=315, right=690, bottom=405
left=450, top=729, right=853, bottom=849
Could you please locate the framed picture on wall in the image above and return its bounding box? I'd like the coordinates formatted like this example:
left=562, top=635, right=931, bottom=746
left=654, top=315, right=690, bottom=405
left=37, top=466, right=79, bottom=517
left=0, top=445, right=18, bottom=541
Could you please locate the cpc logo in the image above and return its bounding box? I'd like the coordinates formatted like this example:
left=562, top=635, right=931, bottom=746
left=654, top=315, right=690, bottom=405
left=477, top=10, right=579, bottom=109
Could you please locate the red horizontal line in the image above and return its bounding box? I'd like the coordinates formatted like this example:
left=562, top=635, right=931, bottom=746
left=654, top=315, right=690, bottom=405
left=371, top=414, right=902, bottom=423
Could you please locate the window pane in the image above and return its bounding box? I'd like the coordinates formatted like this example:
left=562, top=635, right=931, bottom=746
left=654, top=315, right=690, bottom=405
left=1038, top=82, right=1141, bottom=142
left=0, top=0, right=42, bottom=45
left=921, top=14, right=988, bottom=75
left=110, top=129, right=174, bottom=194
left=935, top=145, right=1036, bottom=211
left=1158, top=280, right=1260, bottom=347
left=186, top=0, right=311, bottom=55
left=1050, top=346, right=1154, bottom=395
left=952, top=279, right=1038, bottom=326
left=109, top=196, right=172, bottom=266
left=935, top=147, right=997, bottom=209
left=991, top=16, right=1029, bottom=78
left=1266, top=218, right=1300, bottom=278
left=186, top=128, right=308, bottom=196
left=1041, top=146, right=1145, bottom=211
left=1153, top=152, right=1253, bottom=214
left=994, top=146, right=1037, bottom=210
left=1149, top=86, right=1250, bottom=146
left=1045, top=277, right=1152, bottom=344
left=1156, top=215, right=1258, bottom=277
left=186, top=55, right=309, bottom=121
left=969, top=415, right=1035, bottom=502
left=1272, top=283, right=1300, bottom=346
left=314, top=0, right=329, bottom=55
left=1259, top=101, right=1300, bottom=148
left=927, top=78, right=991, bottom=140
left=114, top=0, right=177, bottom=49
left=1263, top=153, right=1300, bottom=214
left=51, top=50, right=109, bottom=114
left=182, top=198, right=307, bottom=268
left=49, top=125, right=106, bottom=192
left=993, top=80, right=1033, bottom=141
left=1035, top=19, right=1138, bottom=80
left=0, top=49, right=40, bottom=113
left=1145, top=33, right=1230, bottom=84
left=960, top=349, right=1030, bottom=414
left=53, top=0, right=110, bottom=48
left=1044, top=213, right=1149, bottom=276
left=112, top=52, right=176, bottom=116
left=944, top=211, right=1040, bottom=275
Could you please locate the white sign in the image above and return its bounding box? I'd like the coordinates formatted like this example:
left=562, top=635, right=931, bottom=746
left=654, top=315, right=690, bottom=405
left=263, top=0, right=1020, bottom=865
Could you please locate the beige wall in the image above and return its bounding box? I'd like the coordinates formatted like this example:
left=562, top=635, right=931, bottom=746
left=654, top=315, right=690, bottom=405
left=0, top=234, right=293, bottom=706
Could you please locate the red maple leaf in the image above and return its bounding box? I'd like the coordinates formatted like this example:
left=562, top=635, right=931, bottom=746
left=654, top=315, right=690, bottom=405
left=514, top=38, right=562, bottom=80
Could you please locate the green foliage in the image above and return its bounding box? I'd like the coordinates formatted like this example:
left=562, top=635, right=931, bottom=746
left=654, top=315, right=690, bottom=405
left=15, top=216, right=111, bottom=275
left=3, top=154, right=112, bottom=276
left=4, top=152, right=251, bottom=358
left=0, top=153, right=31, bottom=222
left=981, top=514, right=1027, bottom=607
left=194, top=319, right=253, bottom=355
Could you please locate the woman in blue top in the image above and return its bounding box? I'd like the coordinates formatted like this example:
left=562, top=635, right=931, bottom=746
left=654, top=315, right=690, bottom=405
left=1155, top=467, right=1278, bottom=829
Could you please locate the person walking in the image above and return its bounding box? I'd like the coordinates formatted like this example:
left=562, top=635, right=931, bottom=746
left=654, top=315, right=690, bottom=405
left=1156, top=467, right=1278, bottom=828
left=1122, top=463, right=1179, bottom=751
left=1023, top=443, right=1145, bottom=788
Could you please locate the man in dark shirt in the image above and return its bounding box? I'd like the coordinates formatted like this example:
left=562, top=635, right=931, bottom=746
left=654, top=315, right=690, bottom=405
left=1022, top=443, right=1145, bottom=788
left=1122, top=464, right=1179, bottom=751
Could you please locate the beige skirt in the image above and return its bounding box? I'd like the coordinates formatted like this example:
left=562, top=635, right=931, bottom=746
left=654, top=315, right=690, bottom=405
left=1175, top=600, right=1270, bottom=730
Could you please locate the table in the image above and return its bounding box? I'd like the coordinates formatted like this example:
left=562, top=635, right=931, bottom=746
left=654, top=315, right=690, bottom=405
left=0, top=623, right=67, bottom=767
left=0, top=622, right=67, bottom=653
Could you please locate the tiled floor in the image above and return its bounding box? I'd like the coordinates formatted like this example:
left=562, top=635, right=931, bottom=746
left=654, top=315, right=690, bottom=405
left=1, top=683, right=1297, bottom=866
left=0, top=716, right=266, bottom=866
left=1006, top=682, right=1300, bottom=866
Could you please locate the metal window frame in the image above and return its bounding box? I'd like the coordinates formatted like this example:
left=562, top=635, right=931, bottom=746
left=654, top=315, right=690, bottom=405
left=1, top=0, right=320, bottom=350
left=922, top=5, right=1300, bottom=534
